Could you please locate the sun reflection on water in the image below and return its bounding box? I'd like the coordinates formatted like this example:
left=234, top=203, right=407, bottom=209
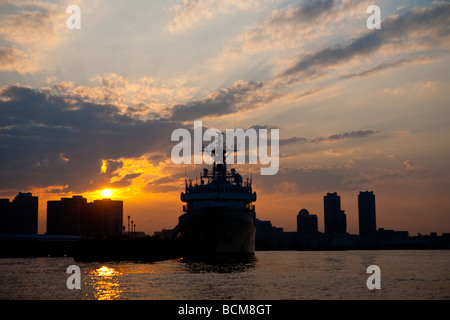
left=89, top=266, right=122, bottom=300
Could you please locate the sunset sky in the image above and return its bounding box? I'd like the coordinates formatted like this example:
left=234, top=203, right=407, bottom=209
left=1, top=0, right=449, bottom=236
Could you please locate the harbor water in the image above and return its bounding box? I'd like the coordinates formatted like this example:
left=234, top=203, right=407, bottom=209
left=0, top=250, right=449, bottom=300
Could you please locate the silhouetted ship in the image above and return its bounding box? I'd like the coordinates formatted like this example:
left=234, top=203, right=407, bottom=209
left=177, top=150, right=257, bottom=258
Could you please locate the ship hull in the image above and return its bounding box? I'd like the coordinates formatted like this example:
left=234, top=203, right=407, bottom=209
left=177, top=207, right=255, bottom=258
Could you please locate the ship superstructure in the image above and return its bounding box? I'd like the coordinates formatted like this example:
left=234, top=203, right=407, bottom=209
left=177, top=149, right=257, bottom=257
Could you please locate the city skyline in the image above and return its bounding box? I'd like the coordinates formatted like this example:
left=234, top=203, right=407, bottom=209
left=0, top=189, right=446, bottom=238
left=1, top=0, right=449, bottom=236
left=47, top=195, right=123, bottom=237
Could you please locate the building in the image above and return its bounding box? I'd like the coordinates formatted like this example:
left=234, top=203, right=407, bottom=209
left=0, top=192, right=38, bottom=234
left=46, top=196, right=123, bottom=238
left=47, top=196, right=88, bottom=236
left=358, top=191, right=376, bottom=236
left=297, top=209, right=318, bottom=237
left=255, top=219, right=285, bottom=249
left=0, top=199, right=12, bottom=234
left=92, top=199, right=123, bottom=237
left=153, top=229, right=175, bottom=240
left=323, top=192, right=347, bottom=235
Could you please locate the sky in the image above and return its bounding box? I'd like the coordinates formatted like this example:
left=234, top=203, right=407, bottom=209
left=0, top=0, right=449, bottom=236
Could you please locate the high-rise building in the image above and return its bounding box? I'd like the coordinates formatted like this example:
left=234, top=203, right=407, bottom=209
left=92, top=199, right=123, bottom=237
left=297, top=209, right=318, bottom=237
left=255, top=218, right=284, bottom=247
left=0, top=192, right=38, bottom=234
left=358, top=191, right=376, bottom=236
left=47, top=196, right=123, bottom=237
left=323, top=192, right=346, bottom=235
left=0, top=199, right=12, bottom=234
left=47, top=196, right=88, bottom=236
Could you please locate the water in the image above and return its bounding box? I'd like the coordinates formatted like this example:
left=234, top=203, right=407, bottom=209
left=0, top=250, right=449, bottom=300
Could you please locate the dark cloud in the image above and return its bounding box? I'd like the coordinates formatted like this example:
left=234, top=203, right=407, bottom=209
left=310, top=130, right=380, bottom=143
left=282, top=32, right=383, bottom=77
left=168, top=81, right=275, bottom=121
left=247, top=124, right=279, bottom=131
left=0, top=84, right=386, bottom=194
left=269, top=0, right=335, bottom=25
left=276, top=130, right=380, bottom=146
left=110, top=173, right=142, bottom=188
left=279, top=136, right=308, bottom=145
left=281, top=2, right=450, bottom=78
left=103, top=160, right=123, bottom=175
left=339, top=56, right=434, bottom=80
left=0, top=85, right=180, bottom=192
left=0, top=80, right=288, bottom=193
left=143, top=175, right=181, bottom=194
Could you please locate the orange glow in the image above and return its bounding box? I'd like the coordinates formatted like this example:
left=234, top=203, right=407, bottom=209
left=101, top=188, right=113, bottom=198
left=100, top=160, right=107, bottom=173
left=94, top=266, right=120, bottom=277
left=90, top=266, right=122, bottom=300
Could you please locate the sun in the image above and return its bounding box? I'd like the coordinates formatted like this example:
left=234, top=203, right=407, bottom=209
left=101, top=188, right=113, bottom=198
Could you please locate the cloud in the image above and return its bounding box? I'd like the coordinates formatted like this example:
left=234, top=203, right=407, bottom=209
left=358, top=159, right=431, bottom=187
left=0, top=0, right=75, bottom=74
left=0, top=84, right=180, bottom=192
left=339, top=56, right=436, bottom=80
left=403, top=160, right=425, bottom=173
left=254, top=164, right=349, bottom=195
left=45, top=73, right=197, bottom=119
left=0, top=47, right=30, bottom=73
left=264, top=129, right=381, bottom=151
left=0, top=73, right=292, bottom=194
left=254, top=156, right=432, bottom=196
left=110, top=173, right=142, bottom=189
left=381, top=80, right=439, bottom=97
left=0, top=8, right=61, bottom=45
left=168, top=80, right=278, bottom=121
left=268, top=0, right=335, bottom=25
left=0, top=82, right=386, bottom=198
left=281, top=2, right=450, bottom=80
left=247, top=124, right=278, bottom=131
left=322, top=148, right=359, bottom=157
left=143, top=175, right=181, bottom=194
left=212, top=0, right=370, bottom=69
left=279, top=136, right=308, bottom=145
left=310, top=130, right=381, bottom=143
left=168, top=0, right=261, bottom=33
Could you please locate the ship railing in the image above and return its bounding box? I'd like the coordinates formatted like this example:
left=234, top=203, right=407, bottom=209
left=184, top=186, right=253, bottom=194
left=181, top=192, right=256, bottom=202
